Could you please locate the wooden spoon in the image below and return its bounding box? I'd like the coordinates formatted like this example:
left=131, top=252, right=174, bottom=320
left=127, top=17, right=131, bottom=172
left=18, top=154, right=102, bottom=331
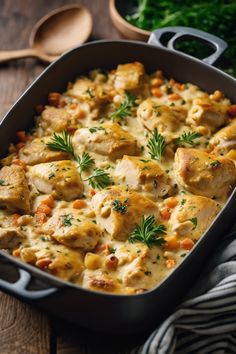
left=0, top=5, right=93, bottom=64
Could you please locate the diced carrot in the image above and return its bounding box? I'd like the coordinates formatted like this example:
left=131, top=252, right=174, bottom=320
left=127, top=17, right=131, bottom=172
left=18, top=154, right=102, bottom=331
left=12, top=248, right=21, bottom=257
left=36, top=204, right=51, bottom=215
left=165, top=236, right=179, bottom=250
left=72, top=199, right=87, bottom=209
left=180, top=238, right=195, bottom=250
left=165, top=197, right=178, bottom=209
left=42, top=195, right=54, bottom=208
left=169, top=93, right=181, bottom=100
left=150, top=78, right=163, bottom=88
left=151, top=88, right=163, bottom=98
left=11, top=213, right=21, bottom=226
left=36, top=258, right=52, bottom=269
left=16, top=130, right=28, bottom=142
left=35, top=104, right=44, bottom=115
left=175, top=83, right=185, bottom=91
left=160, top=207, right=171, bottom=220
left=228, top=105, right=236, bottom=118
left=165, top=258, right=176, bottom=269
left=35, top=213, right=47, bottom=224
left=94, top=243, right=110, bottom=255
left=88, top=188, right=96, bottom=197
left=48, top=92, right=61, bottom=107
left=16, top=142, right=25, bottom=150
left=12, top=159, right=26, bottom=170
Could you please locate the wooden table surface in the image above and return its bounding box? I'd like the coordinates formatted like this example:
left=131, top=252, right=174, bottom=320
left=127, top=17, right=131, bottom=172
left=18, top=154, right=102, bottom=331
left=0, top=1, right=150, bottom=353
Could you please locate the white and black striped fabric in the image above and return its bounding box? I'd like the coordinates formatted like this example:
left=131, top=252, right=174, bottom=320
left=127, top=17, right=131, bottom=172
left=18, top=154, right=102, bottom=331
left=132, top=232, right=236, bottom=354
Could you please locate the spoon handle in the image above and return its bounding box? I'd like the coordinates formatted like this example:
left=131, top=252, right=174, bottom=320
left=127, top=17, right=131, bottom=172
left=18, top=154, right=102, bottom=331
left=0, top=48, right=38, bottom=63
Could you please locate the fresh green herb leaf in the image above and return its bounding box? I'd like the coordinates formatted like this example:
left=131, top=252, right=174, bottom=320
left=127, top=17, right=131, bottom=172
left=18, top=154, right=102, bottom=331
left=48, top=172, right=55, bottom=180
left=147, top=128, right=165, bottom=161
left=144, top=271, right=152, bottom=276
left=175, top=131, right=201, bottom=146
left=85, top=168, right=112, bottom=189
left=128, top=215, right=166, bottom=248
left=89, top=126, right=106, bottom=133
left=63, top=214, right=73, bottom=227
left=181, top=199, right=186, bottom=205
left=110, top=92, right=137, bottom=121
left=209, top=160, right=221, bottom=168
left=85, top=88, right=95, bottom=98
left=0, top=179, right=6, bottom=186
left=77, top=152, right=95, bottom=173
left=189, top=217, right=198, bottom=229
left=109, top=246, right=116, bottom=254
left=111, top=199, right=128, bottom=214
left=47, top=131, right=75, bottom=157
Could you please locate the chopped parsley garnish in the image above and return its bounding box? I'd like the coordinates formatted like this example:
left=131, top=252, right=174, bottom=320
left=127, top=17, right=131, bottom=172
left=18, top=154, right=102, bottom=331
left=84, top=168, right=112, bottom=189
left=48, top=172, right=55, bottom=180
left=85, top=88, right=95, bottom=98
left=147, top=128, right=166, bottom=161
left=144, top=271, right=152, bottom=276
left=128, top=215, right=166, bottom=248
left=110, top=92, right=137, bottom=121
left=166, top=86, right=173, bottom=94
left=109, top=246, right=116, bottom=254
left=0, top=179, right=6, bottom=186
left=111, top=199, right=128, bottom=214
left=181, top=199, right=186, bottom=205
left=40, top=236, right=50, bottom=242
left=189, top=217, right=198, bottom=229
left=209, top=160, right=221, bottom=168
left=63, top=214, right=73, bottom=227
left=89, top=126, right=106, bottom=133
left=175, top=131, right=201, bottom=146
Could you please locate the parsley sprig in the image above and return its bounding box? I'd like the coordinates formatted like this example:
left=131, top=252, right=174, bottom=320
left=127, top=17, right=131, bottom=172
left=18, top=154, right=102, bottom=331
left=128, top=215, right=166, bottom=248
left=47, top=131, right=94, bottom=173
left=175, top=131, right=201, bottom=146
left=112, top=199, right=128, bottom=214
left=84, top=168, right=112, bottom=190
left=110, top=92, right=137, bottom=121
left=147, top=128, right=166, bottom=161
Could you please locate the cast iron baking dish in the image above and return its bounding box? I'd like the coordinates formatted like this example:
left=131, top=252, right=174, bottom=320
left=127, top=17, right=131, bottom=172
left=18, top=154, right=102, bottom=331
left=0, top=27, right=236, bottom=333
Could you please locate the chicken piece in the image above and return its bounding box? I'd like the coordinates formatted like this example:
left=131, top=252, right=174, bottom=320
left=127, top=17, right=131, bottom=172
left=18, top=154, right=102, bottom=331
left=0, top=227, right=25, bottom=249
left=19, top=137, right=69, bottom=165
left=43, top=208, right=102, bottom=250
left=40, top=106, right=72, bottom=134
left=175, top=148, right=236, bottom=199
left=186, top=97, right=229, bottom=132
left=73, top=123, right=138, bottom=160
left=137, top=98, right=187, bottom=141
left=91, top=186, right=159, bottom=241
left=114, top=61, right=146, bottom=92
left=67, top=77, right=108, bottom=103
left=82, top=269, right=117, bottom=292
left=20, top=241, right=84, bottom=281
left=114, top=155, right=171, bottom=199
left=28, top=160, right=84, bottom=201
left=210, top=119, right=236, bottom=155
left=0, top=165, right=30, bottom=213
left=169, top=195, right=220, bottom=240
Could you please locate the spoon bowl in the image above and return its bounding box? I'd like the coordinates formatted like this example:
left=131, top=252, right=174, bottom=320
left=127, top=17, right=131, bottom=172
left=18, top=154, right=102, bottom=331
left=0, top=5, right=93, bottom=64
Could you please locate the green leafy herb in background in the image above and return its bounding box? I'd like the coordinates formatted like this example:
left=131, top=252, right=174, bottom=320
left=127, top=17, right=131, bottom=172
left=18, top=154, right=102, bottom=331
left=126, top=0, right=236, bottom=76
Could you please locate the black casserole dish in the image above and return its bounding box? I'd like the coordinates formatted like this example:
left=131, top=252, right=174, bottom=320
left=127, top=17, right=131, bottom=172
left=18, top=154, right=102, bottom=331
left=0, top=27, right=236, bottom=333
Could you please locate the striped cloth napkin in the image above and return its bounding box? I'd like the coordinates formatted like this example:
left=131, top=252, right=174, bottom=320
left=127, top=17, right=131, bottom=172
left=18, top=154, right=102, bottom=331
left=132, top=231, right=236, bottom=354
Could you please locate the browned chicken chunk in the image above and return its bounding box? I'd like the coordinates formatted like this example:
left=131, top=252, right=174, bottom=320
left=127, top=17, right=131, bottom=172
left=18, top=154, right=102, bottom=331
left=0, top=165, right=30, bottom=213
left=91, top=186, right=159, bottom=241
left=28, top=160, right=84, bottom=201
left=114, top=61, right=146, bottom=92
left=0, top=227, right=25, bottom=249
left=175, top=148, right=236, bottom=199
left=73, top=123, right=138, bottom=160
left=114, top=155, right=171, bottom=199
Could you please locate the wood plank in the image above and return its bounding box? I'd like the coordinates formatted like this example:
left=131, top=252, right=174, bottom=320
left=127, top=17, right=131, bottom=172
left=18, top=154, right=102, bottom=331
left=0, top=293, right=51, bottom=354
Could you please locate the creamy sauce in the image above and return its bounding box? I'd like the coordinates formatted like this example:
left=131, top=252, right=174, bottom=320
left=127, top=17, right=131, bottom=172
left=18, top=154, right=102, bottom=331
left=0, top=62, right=235, bottom=295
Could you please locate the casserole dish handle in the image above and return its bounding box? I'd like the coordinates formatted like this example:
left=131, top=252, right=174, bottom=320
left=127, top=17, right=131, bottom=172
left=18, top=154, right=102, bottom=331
left=0, top=255, right=58, bottom=300
left=148, top=26, right=227, bottom=66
